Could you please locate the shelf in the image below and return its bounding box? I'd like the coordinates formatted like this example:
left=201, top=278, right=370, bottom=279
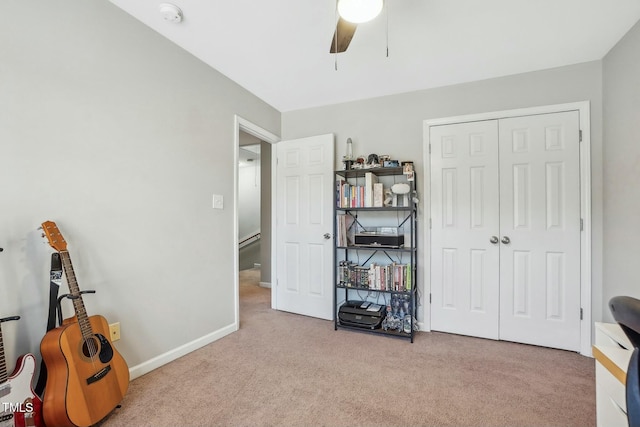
left=336, top=246, right=416, bottom=252
left=336, top=284, right=414, bottom=295
left=335, top=166, right=406, bottom=179
left=336, top=206, right=415, bottom=212
left=336, top=323, right=413, bottom=341
left=334, top=164, right=417, bottom=343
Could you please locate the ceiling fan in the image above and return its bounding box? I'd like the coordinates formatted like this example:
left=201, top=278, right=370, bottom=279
left=329, top=0, right=384, bottom=53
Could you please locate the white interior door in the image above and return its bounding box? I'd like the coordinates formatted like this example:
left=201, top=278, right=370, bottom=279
left=430, top=120, right=501, bottom=339
left=275, top=134, right=334, bottom=320
left=498, top=111, right=581, bottom=351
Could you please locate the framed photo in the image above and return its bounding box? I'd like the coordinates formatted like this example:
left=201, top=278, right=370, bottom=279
left=402, top=161, right=414, bottom=174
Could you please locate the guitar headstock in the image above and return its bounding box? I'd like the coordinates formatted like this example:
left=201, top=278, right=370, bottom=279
left=41, top=221, right=67, bottom=252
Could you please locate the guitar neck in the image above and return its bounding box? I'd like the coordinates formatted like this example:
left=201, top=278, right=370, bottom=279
left=60, top=251, right=94, bottom=340
left=0, top=326, right=7, bottom=384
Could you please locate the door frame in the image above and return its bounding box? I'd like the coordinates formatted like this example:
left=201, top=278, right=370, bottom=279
left=233, top=115, right=280, bottom=330
left=422, top=101, right=592, bottom=356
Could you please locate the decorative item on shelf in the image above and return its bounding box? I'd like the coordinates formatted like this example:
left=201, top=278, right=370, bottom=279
left=402, top=161, right=415, bottom=181
left=366, top=153, right=380, bottom=168
left=383, top=187, right=393, bottom=207
left=411, top=190, right=419, bottom=205
left=345, top=137, right=353, bottom=159
left=391, top=183, right=411, bottom=207
left=382, top=294, right=415, bottom=334
left=343, top=138, right=354, bottom=170
left=383, top=160, right=399, bottom=167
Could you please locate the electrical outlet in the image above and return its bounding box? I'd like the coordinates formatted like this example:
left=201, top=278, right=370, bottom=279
left=109, top=322, right=121, bottom=342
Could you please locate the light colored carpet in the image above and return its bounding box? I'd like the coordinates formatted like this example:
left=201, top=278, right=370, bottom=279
left=99, top=268, right=595, bottom=426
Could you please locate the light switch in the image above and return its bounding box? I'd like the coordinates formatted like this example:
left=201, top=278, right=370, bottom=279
left=213, top=194, right=224, bottom=209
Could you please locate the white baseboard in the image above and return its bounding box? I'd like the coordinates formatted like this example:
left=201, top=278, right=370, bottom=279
left=417, top=321, right=429, bottom=332
left=128, top=322, right=237, bottom=380
left=259, top=281, right=271, bottom=289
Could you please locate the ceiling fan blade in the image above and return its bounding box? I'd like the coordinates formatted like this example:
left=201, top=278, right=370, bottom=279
left=329, top=17, right=358, bottom=53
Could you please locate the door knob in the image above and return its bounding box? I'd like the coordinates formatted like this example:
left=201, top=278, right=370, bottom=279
left=501, top=236, right=511, bottom=244
left=490, top=236, right=499, bottom=244
left=323, top=233, right=332, bottom=240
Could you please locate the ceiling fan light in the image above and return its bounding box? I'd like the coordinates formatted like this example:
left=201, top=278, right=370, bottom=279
left=338, top=0, right=383, bottom=24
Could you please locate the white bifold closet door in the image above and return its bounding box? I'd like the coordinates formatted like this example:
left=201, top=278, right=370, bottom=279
left=430, top=120, right=501, bottom=340
left=430, top=111, right=581, bottom=351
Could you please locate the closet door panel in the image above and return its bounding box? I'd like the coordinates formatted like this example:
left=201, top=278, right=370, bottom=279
left=498, top=111, right=581, bottom=352
left=430, top=120, right=500, bottom=339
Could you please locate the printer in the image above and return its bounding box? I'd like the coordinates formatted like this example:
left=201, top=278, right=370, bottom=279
left=338, top=301, right=386, bottom=329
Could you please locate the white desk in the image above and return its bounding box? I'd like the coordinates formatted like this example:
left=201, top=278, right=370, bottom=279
left=594, top=322, right=633, bottom=427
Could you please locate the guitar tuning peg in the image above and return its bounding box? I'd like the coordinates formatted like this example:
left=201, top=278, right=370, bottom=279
left=37, top=226, right=43, bottom=230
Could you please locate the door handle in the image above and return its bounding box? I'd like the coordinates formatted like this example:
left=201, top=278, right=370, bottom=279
left=323, top=233, right=332, bottom=240
left=501, top=236, right=511, bottom=245
left=490, top=236, right=499, bottom=244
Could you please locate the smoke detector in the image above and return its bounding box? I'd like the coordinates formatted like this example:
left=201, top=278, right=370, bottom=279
left=159, top=3, right=183, bottom=23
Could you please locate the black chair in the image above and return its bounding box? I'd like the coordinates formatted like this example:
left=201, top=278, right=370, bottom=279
left=610, top=296, right=640, bottom=427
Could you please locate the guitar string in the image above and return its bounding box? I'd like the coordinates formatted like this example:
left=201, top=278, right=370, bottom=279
left=61, top=252, right=100, bottom=368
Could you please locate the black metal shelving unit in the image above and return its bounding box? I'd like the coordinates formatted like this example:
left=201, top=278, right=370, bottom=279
left=333, top=166, right=418, bottom=342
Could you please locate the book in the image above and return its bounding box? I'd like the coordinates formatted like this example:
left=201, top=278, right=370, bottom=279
left=336, top=214, right=356, bottom=246
left=373, top=182, right=384, bottom=207
left=364, top=172, right=379, bottom=207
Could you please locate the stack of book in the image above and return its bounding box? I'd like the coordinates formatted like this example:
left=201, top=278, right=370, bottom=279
left=367, top=263, right=412, bottom=291
left=336, top=181, right=365, bottom=208
left=336, top=214, right=355, bottom=246
left=336, top=172, right=384, bottom=208
left=338, top=261, right=412, bottom=292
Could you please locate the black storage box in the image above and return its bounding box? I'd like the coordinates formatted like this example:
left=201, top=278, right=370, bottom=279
left=338, top=301, right=385, bottom=329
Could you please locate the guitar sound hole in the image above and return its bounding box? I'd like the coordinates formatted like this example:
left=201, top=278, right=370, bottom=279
left=82, top=337, right=100, bottom=358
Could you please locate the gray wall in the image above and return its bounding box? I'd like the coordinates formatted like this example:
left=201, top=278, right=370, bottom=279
left=602, top=20, right=640, bottom=321
left=0, top=0, right=279, bottom=373
left=239, top=241, right=261, bottom=271
left=282, top=61, right=604, bottom=325
left=238, top=151, right=261, bottom=240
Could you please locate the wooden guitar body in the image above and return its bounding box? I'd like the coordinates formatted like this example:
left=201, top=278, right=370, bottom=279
left=40, top=315, right=129, bottom=427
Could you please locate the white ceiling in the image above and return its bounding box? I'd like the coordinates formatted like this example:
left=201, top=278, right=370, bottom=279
left=109, top=0, right=640, bottom=112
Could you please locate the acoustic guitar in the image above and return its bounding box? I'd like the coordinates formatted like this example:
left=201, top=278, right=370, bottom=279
left=40, top=221, right=129, bottom=427
left=0, top=317, right=43, bottom=427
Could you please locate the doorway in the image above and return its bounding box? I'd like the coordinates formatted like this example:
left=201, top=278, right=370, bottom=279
left=238, top=139, right=265, bottom=317
left=233, top=116, right=279, bottom=329
left=238, top=141, right=262, bottom=271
